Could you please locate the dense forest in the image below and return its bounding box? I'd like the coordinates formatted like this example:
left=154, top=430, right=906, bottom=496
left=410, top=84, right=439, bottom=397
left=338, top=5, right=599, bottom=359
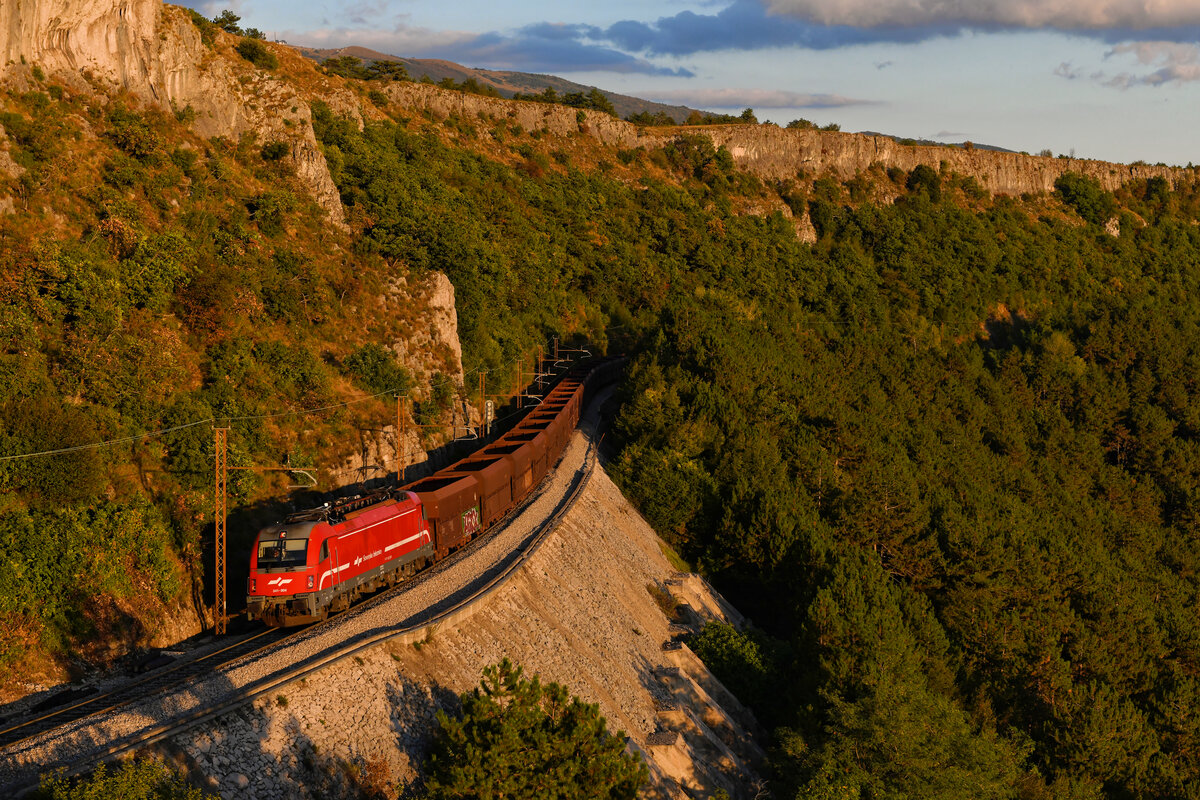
left=3, top=51, right=1200, bottom=799
left=312, top=102, right=1200, bottom=798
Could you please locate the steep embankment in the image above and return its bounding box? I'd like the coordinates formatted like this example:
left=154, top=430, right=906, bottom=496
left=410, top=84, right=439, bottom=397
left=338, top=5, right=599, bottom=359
left=169, top=465, right=762, bottom=799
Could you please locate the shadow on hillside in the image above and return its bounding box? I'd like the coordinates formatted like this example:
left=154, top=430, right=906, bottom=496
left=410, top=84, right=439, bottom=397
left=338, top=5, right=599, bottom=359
left=384, top=673, right=459, bottom=798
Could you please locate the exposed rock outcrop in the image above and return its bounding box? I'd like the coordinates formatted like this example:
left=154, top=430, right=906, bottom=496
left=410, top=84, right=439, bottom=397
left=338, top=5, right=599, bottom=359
left=697, top=124, right=1191, bottom=195
left=383, top=81, right=644, bottom=149
left=0, top=0, right=345, bottom=226
left=380, top=81, right=1192, bottom=197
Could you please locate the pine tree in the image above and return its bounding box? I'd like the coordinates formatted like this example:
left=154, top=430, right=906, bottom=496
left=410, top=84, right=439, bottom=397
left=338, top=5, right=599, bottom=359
left=423, top=659, right=647, bottom=799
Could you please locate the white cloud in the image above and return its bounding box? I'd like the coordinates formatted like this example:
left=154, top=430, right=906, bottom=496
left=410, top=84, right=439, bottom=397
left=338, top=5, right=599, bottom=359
left=189, top=0, right=244, bottom=17
left=282, top=24, right=477, bottom=54
left=763, top=0, right=1200, bottom=30
left=1102, top=41, right=1200, bottom=85
left=649, top=87, right=874, bottom=108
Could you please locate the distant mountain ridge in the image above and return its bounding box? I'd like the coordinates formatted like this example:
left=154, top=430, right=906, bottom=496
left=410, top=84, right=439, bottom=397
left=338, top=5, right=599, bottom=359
left=291, top=45, right=700, bottom=123
left=293, top=46, right=1028, bottom=153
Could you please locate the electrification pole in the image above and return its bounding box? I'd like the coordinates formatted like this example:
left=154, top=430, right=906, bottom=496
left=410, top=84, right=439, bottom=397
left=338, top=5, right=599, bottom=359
left=213, top=427, right=228, bottom=636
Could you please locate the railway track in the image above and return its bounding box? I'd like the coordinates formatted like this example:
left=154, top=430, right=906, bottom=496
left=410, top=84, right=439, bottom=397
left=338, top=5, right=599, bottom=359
left=0, top=627, right=292, bottom=751
left=0, top=404, right=603, bottom=796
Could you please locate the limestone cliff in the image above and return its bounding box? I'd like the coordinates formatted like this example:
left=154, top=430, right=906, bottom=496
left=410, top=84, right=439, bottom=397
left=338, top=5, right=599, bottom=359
left=697, top=124, right=1190, bottom=195
left=0, top=0, right=345, bottom=225
left=381, top=81, right=1190, bottom=196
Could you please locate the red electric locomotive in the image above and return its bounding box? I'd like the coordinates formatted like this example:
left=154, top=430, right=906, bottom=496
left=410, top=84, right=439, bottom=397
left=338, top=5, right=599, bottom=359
left=246, top=490, right=433, bottom=626
left=246, top=358, right=605, bottom=627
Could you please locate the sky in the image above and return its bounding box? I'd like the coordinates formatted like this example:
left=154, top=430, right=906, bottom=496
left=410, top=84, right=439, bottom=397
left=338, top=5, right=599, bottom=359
left=181, top=0, right=1200, bottom=166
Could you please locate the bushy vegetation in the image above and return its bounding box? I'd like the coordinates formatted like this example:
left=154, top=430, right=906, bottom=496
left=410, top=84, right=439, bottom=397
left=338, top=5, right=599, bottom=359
left=342, top=343, right=412, bottom=396
left=235, top=39, right=277, bottom=70
left=512, top=86, right=617, bottom=116
left=34, top=757, right=215, bottom=800
left=319, top=56, right=408, bottom=82
left=603, top=173, right=1200, bottom=797
left=787, top=117, right=842, bottom=131
left=424, top=659, right=647, bottom=799
left=0, top=84, right=406, bottom=679
left=311, top=97, right=1200, bottom=792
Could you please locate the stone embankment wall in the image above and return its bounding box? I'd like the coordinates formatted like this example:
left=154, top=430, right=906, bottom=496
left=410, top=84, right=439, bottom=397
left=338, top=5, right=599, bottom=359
left=172, top=468, right=763, bottom=799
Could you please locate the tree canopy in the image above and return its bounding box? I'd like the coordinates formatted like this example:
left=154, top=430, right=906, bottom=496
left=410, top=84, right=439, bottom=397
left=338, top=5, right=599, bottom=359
left=423, top=659, right=647, bottom=799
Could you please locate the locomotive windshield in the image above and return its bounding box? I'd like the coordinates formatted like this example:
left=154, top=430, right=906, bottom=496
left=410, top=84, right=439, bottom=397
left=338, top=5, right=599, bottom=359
left=256, top=535, right=308, bottom=569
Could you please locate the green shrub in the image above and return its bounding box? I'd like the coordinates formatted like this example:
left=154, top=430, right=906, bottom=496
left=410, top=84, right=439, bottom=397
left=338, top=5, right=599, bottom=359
left=235, top=39, right=278, bottom=70
left=905, top=163, right=941, bottom=201
left=424, top=659, right=646, bottom=799
left=342, top=343, right=412, bottom=396
left=34, top=757, right=214, bottom=799
left=247, top=189, right=296, bottom=236
left=189, top=13, right=215, bottom=46
left=690, top=621, right=781, bottom=715
left=0, top=395, right=106, bottom=505
left=1055, top=171, right=1118, bottom=224
left=106, top=105, right=162, bottom=162
left=260, top=140, right=289, bottom=161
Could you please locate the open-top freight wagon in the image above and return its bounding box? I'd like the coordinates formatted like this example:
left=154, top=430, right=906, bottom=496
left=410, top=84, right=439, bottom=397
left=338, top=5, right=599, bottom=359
left=245, top=359, right=603, bottom=627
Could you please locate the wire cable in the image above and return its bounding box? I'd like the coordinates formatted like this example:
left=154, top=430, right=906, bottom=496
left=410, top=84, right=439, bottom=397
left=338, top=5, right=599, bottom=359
left=0, top=347, right=583, bottom=462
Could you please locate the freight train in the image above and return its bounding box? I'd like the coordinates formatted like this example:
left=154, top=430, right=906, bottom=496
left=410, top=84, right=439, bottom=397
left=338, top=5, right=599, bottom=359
left=245, top=358, right=607, bottom=627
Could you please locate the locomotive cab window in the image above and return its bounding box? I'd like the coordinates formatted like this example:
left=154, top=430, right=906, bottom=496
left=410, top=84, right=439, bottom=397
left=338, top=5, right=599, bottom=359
left=319, top=541, right=329, bottom=562
left=256, top=534, right=308, bottom=570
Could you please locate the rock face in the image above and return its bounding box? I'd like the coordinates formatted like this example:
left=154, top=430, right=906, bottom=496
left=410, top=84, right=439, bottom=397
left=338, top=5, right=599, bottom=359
left=383, top=81, right=645, bottom=149
left=696, top=125, right=1190, bottom=195
left=0, top=0, right=160, bottom=86
left=382, top=81, right=1190, bottom=197
left=3, top=0, right=1181, bottom=227
left=0, top=0, right=345, bottom=226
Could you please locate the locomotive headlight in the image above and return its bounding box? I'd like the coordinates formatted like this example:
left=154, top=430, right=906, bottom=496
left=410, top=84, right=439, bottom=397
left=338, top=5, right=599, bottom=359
left=307, top=575, right=314, bottom=589
left=250, top=578, right=256, bottom=592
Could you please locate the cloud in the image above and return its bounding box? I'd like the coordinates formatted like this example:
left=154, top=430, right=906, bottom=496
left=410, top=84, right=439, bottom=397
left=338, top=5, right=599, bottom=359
left=343, top=1, right=397, bottom=27
left=1100, top=41, right=1200, bottom=86
left=763, top=0, right=1200, bottom=32
left=650, top=87, right=874, bottom=108
left=875, top=60, right=894, bottom=70
left=602, top=0, right=950, bottom=55
left=596, top=0, right=1200, bottom=57
left=290, top=24, right=480, bottom=56
left=1054, top=62, right=1084, bottom=79
left=288, top=23, right=691, bottom=76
